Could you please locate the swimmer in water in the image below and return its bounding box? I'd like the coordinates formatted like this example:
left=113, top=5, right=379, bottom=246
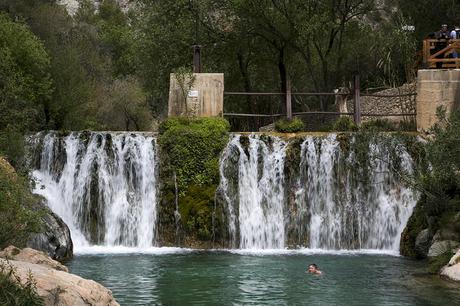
left=307, top=263, right=322, bottom=275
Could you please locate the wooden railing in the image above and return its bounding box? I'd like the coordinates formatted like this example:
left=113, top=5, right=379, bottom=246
left=423, top=39, right=460, bottom=68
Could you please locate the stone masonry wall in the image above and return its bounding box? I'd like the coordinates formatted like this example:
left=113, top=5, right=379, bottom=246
left=416, top=69, right=460, bottom=131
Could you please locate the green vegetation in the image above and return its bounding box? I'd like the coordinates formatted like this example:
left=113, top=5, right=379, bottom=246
left=159, top=117, right=229, bottom=241
left=275, top=118, right=304, bottom=133
left=0, top=12, right=51, bottom=167
left=328, top=117, right=416, bottom=133
left=331, top=117, right=358, bottom=132
left=428, top=251, right=454, bottom=274
left=159, top=117, right=230, bottom=191
left=0, top=261, right=44, bottom=306
left=0, top=158, right=42, bottom=249
left=1, top=0, right=446, bottom=136
left=401, top=110, right=460, bottom=259
left=361, top=119, right=396, bottom=132
left=0, top=0, right=151, bottom=134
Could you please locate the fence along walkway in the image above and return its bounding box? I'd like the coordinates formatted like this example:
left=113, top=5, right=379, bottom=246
left=223, top=76, right=417, bottom=127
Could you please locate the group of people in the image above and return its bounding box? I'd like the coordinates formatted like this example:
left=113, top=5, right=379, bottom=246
left=431, top=24, right=460, bottom=66
left=436, top=24, right=460, bottom=41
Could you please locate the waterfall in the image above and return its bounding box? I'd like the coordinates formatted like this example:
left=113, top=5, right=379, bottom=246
left=29, top=131, right=159, bottom=249
left=219, top=133, right=418, bottom=251
left=297, top=135, right=417, bottom=250
left=219, top=135, right=287, bottom=249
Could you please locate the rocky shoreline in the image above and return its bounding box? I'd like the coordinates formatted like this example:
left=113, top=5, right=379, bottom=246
left=0, top=246, right=119, bottom=306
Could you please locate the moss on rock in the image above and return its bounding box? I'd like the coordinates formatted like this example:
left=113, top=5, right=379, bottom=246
left=158, top=117, right=230, bottom=245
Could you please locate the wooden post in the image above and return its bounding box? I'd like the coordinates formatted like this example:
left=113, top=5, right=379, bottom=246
left=192, top=45, right=202, bottom=73
left=286, top=77, right=292, bottom=120
left=422, top=39, right=428, bottom=68
left=353, top=75, right=361, bottom=125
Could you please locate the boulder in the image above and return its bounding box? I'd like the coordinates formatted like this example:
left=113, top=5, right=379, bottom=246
left=0, top=247, right=119, bottom=306
left=0, top=245, right=68, bottom=272
left=441, top=264, right=460, bottom=281
left=414, top=228, right=431, bottom=257
left=448, top=249, right=460, bottom=266
left=427, top=240, right=460, bottom=257
left=440, top=250, right=460, bottom=281
left=27, top=205, right=73, bottom=262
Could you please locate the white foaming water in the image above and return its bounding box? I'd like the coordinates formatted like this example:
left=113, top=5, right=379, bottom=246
left=226, top=248, right=400, bottom=257
left=220, top=133, right=418, bottom=252
left=219, top=135, right=287, bottom=249
left=75, top=246, right=194, bottom=256
left=31, top=132, right=159, bottom=250
left=298, top=135, right=418, bottom=251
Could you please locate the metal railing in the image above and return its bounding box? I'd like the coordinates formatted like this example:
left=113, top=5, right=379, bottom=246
left=223, top=76, right=417, bottom=131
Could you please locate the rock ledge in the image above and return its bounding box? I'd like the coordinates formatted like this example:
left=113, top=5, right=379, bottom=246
left=0, top=246, right=119, bottom=306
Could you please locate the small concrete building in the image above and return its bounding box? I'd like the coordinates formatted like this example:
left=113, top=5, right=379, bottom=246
left=417, top=69, right=460, bottom=131
left=168, top=73, right=224, bottom=117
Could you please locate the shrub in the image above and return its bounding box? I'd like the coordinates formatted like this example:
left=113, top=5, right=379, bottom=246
left=361, top=119, right=396, bottom=131
left=0, top=157, right=42, bottom=249
left=331, top=116, right=357, bottom=131
left=275, top=118, right=304, bottom=133
left=0, top=261, right=44, bottom=306
left=159, top=117, right=230, bottom=190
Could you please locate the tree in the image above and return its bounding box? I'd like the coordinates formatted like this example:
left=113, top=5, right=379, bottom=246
left=0, top=12, right=52, bottom=132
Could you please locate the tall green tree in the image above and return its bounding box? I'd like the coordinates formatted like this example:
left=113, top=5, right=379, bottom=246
left=0, top=12, right=52, bottom=132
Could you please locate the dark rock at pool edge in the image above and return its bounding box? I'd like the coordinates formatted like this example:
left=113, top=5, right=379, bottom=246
left=27, top=204, right=73, bottom=262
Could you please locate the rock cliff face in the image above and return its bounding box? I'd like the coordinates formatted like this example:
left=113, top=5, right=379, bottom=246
left=0, top=246, right=120, bottom=306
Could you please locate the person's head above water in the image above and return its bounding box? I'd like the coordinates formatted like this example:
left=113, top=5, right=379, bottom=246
left=307, top=264, right=322, bottom=275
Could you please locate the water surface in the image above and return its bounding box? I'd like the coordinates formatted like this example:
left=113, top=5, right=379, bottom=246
left=68, top=251, right=460, bottom=305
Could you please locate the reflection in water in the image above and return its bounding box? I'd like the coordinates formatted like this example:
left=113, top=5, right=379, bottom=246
left=68, top=252, right=460, bottom=306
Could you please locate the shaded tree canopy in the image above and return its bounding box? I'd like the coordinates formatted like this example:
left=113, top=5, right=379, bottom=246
left=0, top=0, right=458, bottom=130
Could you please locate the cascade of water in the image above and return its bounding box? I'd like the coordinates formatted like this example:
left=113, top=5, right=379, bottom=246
left=219, top=135, right=287, bottom=249
left=296, top=135, right=418, bottom=251
left=220, top=133, right=418, bottom=251
left=31, top=132, right=159, bottom=249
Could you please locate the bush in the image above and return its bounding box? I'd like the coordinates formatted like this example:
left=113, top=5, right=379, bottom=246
left=331, top=116, right=357, bottom=131
left=361, top=119, right=396, bottom=131
left=159, top=117, right=230, bottom=190
left=275, top=118, right=304, bottom=133
left=0, top=157, right=42, bottom=249
left=0, top=261, right=44, bottom=306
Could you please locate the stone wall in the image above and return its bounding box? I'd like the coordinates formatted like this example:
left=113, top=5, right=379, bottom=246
left=168, top=73, right=224, bottom=117
left=344, top=83, right=416, bottom=123
left=416, top=69, right=460, bottom=131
